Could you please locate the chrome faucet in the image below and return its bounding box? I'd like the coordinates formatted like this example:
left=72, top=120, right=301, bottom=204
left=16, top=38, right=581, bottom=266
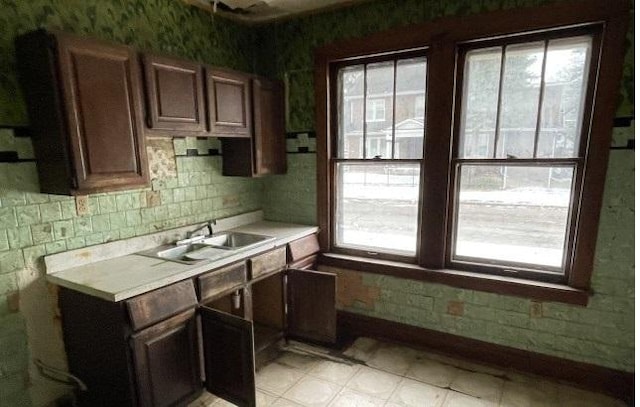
left=187, top=219, right=217, bottom=239
left=176, top=220, right=217, bottom=246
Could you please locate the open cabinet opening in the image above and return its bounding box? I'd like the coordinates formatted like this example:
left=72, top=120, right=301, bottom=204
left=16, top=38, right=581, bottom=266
left=203, top=289, right=245, bottom=319
left=250, top=272, right=285, bottom=353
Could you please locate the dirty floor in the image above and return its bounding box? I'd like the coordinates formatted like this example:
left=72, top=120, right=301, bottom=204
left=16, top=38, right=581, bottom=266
left=188, top=337, right=627, bottom=407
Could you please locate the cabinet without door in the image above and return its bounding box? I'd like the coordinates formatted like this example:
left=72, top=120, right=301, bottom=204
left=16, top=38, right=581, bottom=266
left=222, top=77, right=287, bottom=177
left=200, top=250, right=335, bottom=407
left=16, top=30, right=149, bottom=195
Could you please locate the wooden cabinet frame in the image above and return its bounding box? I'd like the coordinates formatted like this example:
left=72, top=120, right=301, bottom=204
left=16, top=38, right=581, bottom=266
left=143, top=54, right=207, bottom=134
left=16, top=30, right=149, bottom=195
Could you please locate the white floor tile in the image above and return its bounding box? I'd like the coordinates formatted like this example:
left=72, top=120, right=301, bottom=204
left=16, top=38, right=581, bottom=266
left=386, top=377, right=448, bottom=407
left=346, top=366, right=403, bottom=400
left=405, top=358, right=460, bottom=388
left=442, top=391, right=498, bottom=407
left=329, top=388, right=386, bottom=407
left=257, top=390, right=278, bottom=406
left=282, top=376, right=342, bottom=407
left=367, top=345, right=416, bottom=375
left=276, top=352, right=321, bottom=372
left=256, top=363, right=306, bottom=396
left=309, top=360, right=361, bottom=384
left=450, top=371, right=504, bottom=402
left=343, top=337, right=381, bottom=362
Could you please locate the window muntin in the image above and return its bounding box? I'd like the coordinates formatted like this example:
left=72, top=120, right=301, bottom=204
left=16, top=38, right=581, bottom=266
left=451, top=34, right=593, bottom=278
left=333, top=55, right=427, bottom=258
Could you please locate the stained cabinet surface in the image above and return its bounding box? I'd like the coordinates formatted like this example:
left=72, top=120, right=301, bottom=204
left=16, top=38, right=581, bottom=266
left=143, top=54, right=206, bottom=134
left=16, top=29, right=149, bottom=195
left=206, top=68, right=252, bottom=137
left=222, top=77, right=287, bottom=177
left=57, top=237, right=328, bottom=407
left=131, top=310, right=202, bottom=407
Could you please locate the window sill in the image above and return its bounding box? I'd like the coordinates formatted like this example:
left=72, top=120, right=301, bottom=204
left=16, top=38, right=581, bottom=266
left=319, top=253, right=590, bottom=306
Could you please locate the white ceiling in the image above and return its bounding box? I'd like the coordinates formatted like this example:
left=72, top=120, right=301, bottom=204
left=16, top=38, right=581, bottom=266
left=182, top=0, right=371, bottom=23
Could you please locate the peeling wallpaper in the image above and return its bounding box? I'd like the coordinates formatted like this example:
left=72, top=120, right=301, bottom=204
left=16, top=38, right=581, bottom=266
left=0, top=0, right=634, bottom=406
left=0, top=1, right=260, bottom=406
left=259, top=0, right=635, bottom=374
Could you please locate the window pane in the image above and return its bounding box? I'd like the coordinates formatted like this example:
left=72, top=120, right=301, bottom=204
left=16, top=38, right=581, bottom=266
left=453, top=164, right=574, bottom=270
left=459, top=47, right=502, bottom=158
left=394, top=58, right=427, bottom=159
left=365, top=62, right=394, bottom=158
left=496, top=42, right=545, bottom=159
left=537, top=36, right=591, bottom=158
left=338, top=65, right=364, bottom=158
left=336, top=162, right=420, bottom=256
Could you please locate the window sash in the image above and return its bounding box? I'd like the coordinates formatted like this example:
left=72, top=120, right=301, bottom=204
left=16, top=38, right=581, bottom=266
left=317, top=1, right=622, bottom=295
left=447, top=27, right=598, bottom=280
left=331, top=158, right=423, bottom=261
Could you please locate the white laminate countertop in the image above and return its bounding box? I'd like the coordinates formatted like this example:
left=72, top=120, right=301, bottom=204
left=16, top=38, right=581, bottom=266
left=46, top=221, right=318, bottom=302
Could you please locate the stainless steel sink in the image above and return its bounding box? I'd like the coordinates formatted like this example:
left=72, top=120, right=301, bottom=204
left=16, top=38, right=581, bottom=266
left=202, top=232, right=275, bottom=250
left=136, top=231, right=275, bottom=264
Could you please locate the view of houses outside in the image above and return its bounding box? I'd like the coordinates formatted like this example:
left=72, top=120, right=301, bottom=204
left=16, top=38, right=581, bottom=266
left=335, top=37, right=591, bottom=270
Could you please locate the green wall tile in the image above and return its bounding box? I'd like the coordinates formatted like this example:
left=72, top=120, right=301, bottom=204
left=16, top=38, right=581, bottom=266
left=0, top=207, right=18, bottom=229
left=7, top=227, right=32, bottom=250
left=38, top=202, right=62, bottom=223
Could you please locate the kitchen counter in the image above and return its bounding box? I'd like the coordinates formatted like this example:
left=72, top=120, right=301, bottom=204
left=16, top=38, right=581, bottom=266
left=46, top=218, right=318, bottom=302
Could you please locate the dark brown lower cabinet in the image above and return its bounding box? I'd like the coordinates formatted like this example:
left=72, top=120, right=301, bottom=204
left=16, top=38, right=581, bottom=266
left=131, top=310, right=202, bottom=407
left=199, top=268, right=336, bottom=407
left=287, top=269, right=337, bottom=344
left=201, top=307, right=256, bottom=407
left=59, top=243, right=332, bottom=407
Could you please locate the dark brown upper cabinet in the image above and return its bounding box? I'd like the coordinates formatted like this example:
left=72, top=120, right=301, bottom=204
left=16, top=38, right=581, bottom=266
left=206, top=68, right=252, bottom=137
left=15, top=30, right=149, bottom=195
left=143, top=54, right=206, bottom=135
left=222, top=77, right=287, bottom=177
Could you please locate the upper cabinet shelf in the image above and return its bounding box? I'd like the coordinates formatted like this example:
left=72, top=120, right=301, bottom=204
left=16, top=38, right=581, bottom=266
left=16, top=30, right=149, bottom=195
left=143, top=54, right=207, bottom=135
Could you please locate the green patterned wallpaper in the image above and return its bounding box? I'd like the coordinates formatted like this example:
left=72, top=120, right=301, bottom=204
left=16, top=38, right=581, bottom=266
left=260, top=0, right=635, bottom=374
left=0, top=1, right=260, bottom=406
left=0, top=0, right=256, bottom=125
left=0, top=0, right=634, bottom=405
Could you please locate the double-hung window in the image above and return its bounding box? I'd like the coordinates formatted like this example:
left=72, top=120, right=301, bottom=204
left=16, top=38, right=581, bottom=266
left=317, top=0, right=628, bottom=302
left=334, top=54, right=427, bottom=260
left=450, top=29, right=596, bottom=282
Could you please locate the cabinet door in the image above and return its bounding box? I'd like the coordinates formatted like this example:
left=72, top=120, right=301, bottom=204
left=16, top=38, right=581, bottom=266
left=287, top=269, right=337, bottom=344
left=206, top=68, right=252, bottom=137
left=143, top=54, right=206, bottom=134
left=130, top=310, right=201, bottom=407
left=252, top=77, right=286, bottom=175
left=56, top=32, right=149, bottom=193
left=201, top=307, right=256, bottom=407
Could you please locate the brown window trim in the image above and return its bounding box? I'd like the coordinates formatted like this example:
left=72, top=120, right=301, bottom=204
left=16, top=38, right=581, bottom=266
left=315, top=0, right=629, bottom=304
left=319, top=253, right=590, bottom=305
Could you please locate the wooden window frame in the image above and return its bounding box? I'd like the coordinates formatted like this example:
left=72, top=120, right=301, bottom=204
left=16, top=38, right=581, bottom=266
left=314, top=0, right=629, bottom=305
left=331, top=51, right=427, bottom=262
left=447, top=26, right=601, bottom=284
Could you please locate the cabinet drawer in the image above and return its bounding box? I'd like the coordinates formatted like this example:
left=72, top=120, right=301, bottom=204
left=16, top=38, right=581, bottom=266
left=198, top=262, right=247, bottom=302
left=249, top=247, right=286, bottom=280
left=126, top=280, right=197, bottom=331
left=287, top=234, right=320, bottom=263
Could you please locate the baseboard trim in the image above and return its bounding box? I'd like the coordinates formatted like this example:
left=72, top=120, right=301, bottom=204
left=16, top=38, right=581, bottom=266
left=337, top=310, right=634, bottom=404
